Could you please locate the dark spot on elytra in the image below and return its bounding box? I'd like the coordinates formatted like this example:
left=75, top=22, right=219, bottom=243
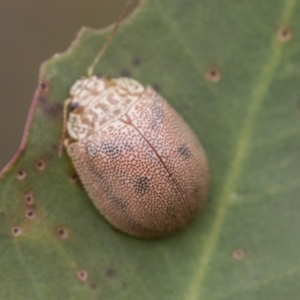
left=132, top=56, right=141, bottom=66
left=109, top=195, right=127, bottom=210
left=178, top=145, right=192, bottom=159
left=134, top=177, right=150, bottom=195
left=106, top=268, right=117, bottom=278
left=120, top=142, right=133, bottom=152
left=120, top=69, right=131, bottom=77
left=87, top=162, right=102, bottom=181
left=100, top=143, right=120, bottom=158
left=192, top=187, right=199, bottom=198
left=153, top=104, right=164, bottom=118
left=166, top=206, right=176, bottom=217
left=151, top=103, right=164, bottom=129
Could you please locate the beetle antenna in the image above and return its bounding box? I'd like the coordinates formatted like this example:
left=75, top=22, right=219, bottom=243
left=58, top=98, right=72, bottom=157
left=87, top=1, right=132, bottom=77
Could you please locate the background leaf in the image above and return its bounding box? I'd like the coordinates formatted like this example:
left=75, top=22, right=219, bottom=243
left=1, top=0, right=300, bottom=299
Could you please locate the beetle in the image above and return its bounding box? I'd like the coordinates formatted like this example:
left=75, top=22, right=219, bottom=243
left=60, top=3, right=209, bottom=238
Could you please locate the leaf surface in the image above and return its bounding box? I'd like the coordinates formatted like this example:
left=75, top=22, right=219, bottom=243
left=1, top=0, right=300, bottom=299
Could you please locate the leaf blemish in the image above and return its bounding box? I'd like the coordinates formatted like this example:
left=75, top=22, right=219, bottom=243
left=106, top=268, right=117, bottom=278
left=25, top=209, right=36, bottom=220
left=77, top=269, right=88, bottom=282
left=277, top=26, right=292, bottom=42
left=17, top=170, right=26, bottom=180
left=11, top=227, right=22, bottom=237
left=39, top=97, right=62, bottom=118
left=120, top=69, right=131, bottom=77
left=152, top=83, right=161, bottom=92
left=39, top=81, right=47, bottom=90
left=57, top=227, right=69, bottom=239
left=36, top=160, right=46, bottom=171
left=132, top=56, right=141, bottom=66
left=24, top=192, right=34, bottom=205
left=90, top=282, right=97, bottom=289
left=69, top=173, right=78, bottom=183
left=206, top=67, right=221, bottom=82
left=232, top=248, right=246, bottom=260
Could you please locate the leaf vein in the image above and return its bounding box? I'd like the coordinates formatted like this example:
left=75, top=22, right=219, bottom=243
left=185, top=0, right=297, bottom=299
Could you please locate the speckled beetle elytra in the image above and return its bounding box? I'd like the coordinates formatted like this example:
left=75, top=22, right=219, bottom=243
left=60, top=2, right=209, bottom=238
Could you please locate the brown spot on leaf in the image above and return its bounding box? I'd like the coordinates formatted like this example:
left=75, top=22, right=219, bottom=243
left=106, top=268, right=117, bottom=278
left=206, top=67, right=221, bottom=82
left=132, top=56, right=141, bottom=66
left=24, top=192, right=34, bottom=205
left=120, top=69, right=131, bottom=77
left=57, top=227, right=69, bottom=239
left=11, top=227, right=22, bottom=237
left=152, top=83, right=161, bottom=92
left=232, top=248, right=246, bottom=260
left=277, top=26, right=292, bottom=42
left=45, top=103, right=62, bottom=118
left=25, top=209, right=36, bottom=220
left=77, top=269, right=88, bottom=282
left=36, top=160, right=46, bottom=171
left=69, top=173, right=78, bottom=183
left=17, top=170, right=26, bottom=180
left=39, top=81, right=47, bottom=90
left=90, top=282, right=97, bottom=289
left=39, top=97, right=62, bottom=118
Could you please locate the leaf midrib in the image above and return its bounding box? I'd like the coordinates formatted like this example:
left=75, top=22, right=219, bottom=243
left=157, top=0, right=298, bottom=299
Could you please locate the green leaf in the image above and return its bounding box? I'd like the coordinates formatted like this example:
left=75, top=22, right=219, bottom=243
left=1, top=0, right=300, bottom=299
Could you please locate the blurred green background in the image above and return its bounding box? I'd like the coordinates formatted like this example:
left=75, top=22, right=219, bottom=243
left=0, top=0, right=138, bottom=170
